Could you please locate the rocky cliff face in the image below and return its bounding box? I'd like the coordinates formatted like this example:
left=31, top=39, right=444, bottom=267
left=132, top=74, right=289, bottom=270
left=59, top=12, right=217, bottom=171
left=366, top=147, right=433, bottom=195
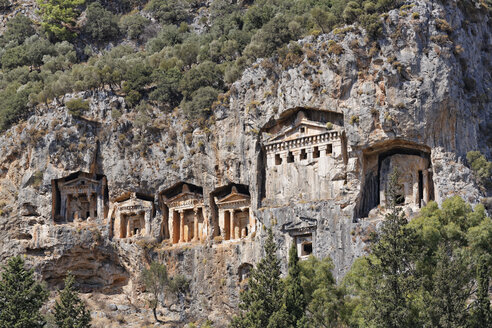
left=0, top=0, right=490, bottom=326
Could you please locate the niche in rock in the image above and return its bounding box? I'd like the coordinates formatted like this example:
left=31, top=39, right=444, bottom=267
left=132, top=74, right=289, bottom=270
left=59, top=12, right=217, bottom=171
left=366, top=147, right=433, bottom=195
left=158, top=182, right=207, bottom=245
left=260, top=107, right=346, bottom=205
left=211, top=184, right=255, bottom=241
left=109, top=192, right=155, bottom=240
left=355, top=141, right=434, bottom=219
left=52, top=171, right=109, bottom=224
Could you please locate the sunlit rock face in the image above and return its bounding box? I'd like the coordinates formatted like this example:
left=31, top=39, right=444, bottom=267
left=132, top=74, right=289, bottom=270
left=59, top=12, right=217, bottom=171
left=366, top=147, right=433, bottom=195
left=0, top=0, right=490, bottom=326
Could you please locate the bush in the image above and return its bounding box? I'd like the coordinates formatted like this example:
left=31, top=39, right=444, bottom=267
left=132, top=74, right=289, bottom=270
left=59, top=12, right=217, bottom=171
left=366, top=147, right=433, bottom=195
left=119, top=14, right=150, bottom=40
left=0, top=0, right=11, bottom=10
left=182, top=86, right=219, bottom=117
left=1, top=14, right=36, bottom=45
left=146, top=0, right=189, bottom=25
left=84, top=2, right=120, bottom=41
left=66, top=98, right=90, bottom=116
left=467, top=151, right=492, bottom=187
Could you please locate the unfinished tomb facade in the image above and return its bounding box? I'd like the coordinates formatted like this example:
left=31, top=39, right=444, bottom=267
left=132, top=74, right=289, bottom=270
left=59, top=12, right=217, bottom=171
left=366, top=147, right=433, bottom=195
left=356, top=142, right=435, bottom=218
left=214, top=186, right=256, bottom=241
left=159, top=182, right=207, bottom=245
left=262, top=108, right=345, bottom=204
left=109, top=192, right=155, bottom=239
left=51, top=171, right=108, bottom=223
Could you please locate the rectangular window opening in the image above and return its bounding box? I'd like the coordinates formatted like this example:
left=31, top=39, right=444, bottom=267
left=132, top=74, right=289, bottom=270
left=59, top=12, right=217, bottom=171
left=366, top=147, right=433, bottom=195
left=326, top=144, right=333, bottom=156
left=313, top=146, right=320, bottom=159
left=287, top=151, right=294, bottom=163
left=300, top=149, right=307, bottom=160
left=275, top=154, right=282, bottom=165
left=418, top=170, right=423, bottom=208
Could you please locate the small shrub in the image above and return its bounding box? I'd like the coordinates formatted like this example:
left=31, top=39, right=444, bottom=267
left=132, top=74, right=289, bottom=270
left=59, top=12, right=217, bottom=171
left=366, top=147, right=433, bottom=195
left=412, top=12, right=420, bottom=19
left=214, top=236, right=223, bottom=243
left=32, top=171, right=44, bottom=188
left=326, top=122, right=333, bottom=130
left=84, top=2, right=120, bottom=41
left=66, top=98, right=90, bottom=116
left=466, top=151, right=492, bottom=187
left=435, top=18, right=453, bottom=33
left=119, top=14, right=150, bottom=40
left=349, top=115, right=359, bottom=125
left=327, top=40, right=344, bottom=55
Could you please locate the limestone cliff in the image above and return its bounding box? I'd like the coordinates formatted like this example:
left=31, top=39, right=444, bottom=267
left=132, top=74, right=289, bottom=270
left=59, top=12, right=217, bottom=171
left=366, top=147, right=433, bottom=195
left=0, top=0, right=490, bottom=326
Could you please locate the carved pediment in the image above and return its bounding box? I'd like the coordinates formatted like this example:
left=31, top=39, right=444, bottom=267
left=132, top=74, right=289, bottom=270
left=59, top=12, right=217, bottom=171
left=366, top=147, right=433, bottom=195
left=62, top=177, right=98, bottom=187
left=217, top=193, right=250, bottom=205
left=282, top=217, right=317, bottom=234
left=166, top=192, right=203, bottom=209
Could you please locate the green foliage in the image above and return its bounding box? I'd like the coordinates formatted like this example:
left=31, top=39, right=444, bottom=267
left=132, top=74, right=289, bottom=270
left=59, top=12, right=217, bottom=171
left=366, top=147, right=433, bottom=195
left=0, top=14, right=36, bottom=45
left=146, top=0, right=190, bottom=25
left=84, top=2, right=119, bottom=41
left=142, top=261, right=190, bottom=323
left=467, top=151, right=492, bottom=188
left=66, top=98, right=90, bottom=116
left=37, top=0, right=85, bottom=41
left=119, top=14, right=150, bottom=40
left=470, top=255, right=492, bottom=327
left=300, top=256, right=347, bottom=327
left=150, top=67, right=183, bottom=109
left=54, top=273, right=92, bottom=328
left=230, top=228, right=283, bottom=328
left=0, top=256, right=49, bottom=328
left=283, top=242, right=307, bottom=327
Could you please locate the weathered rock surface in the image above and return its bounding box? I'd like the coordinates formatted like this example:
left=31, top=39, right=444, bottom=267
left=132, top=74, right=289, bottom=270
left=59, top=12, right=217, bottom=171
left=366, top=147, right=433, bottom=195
left=0, top=0, right=490, bottom=326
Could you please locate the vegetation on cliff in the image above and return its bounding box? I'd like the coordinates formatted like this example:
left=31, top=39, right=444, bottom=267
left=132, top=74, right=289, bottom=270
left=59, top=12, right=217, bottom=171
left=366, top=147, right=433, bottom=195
left=0, top=0, right=447, bottom=131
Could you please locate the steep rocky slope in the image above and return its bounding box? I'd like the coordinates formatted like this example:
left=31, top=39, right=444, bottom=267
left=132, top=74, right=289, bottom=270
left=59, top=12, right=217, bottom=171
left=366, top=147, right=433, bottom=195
left=0, top=0, right=491, bottom=326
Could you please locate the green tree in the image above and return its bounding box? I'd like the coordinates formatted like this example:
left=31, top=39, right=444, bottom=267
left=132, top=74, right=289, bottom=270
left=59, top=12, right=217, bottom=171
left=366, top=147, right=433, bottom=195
left=1, top=14, right=36, bottom=45
left=0, top=256, right=49, bottom=328
left=467, top=151, right=492, bottom=189
left=301, top=256, right=347, bottom=327
left=84, top=2, right=119, bottom=41
left=283, top=242, right=307, bottom=327
left=142, top=261, right=168, bottom=323
left=150, top=67, right=183, bottom=109
left=470, top=255, right=492, bottom=327
left=119, top=14, right=150, bottom=40
left=54, top=273, right=91, bottom=328
left=37, top=0, right=85, bottom=41
left=145, top=0, right=189, bottom=25
left=230, top=228, right=283, bottom=328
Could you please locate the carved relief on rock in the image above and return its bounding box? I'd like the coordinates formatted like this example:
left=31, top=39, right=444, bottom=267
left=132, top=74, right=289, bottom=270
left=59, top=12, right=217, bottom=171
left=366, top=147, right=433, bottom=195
left=282, top=216, right=317, bottom=259
left=51, top=171, right=108, bottom=224
left=159, top=182, right=207, bottom=245
left=108, top=192, right=155, bottom=240
left=214, top=185, right=255, bottom=241
left=261, top=108, right=346, bottom=205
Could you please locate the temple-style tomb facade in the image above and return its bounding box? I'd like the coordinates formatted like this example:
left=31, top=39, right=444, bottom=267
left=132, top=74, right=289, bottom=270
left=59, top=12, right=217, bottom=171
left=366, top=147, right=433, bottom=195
left=262, top=108, right=345, bottom=204
left=109, top=192, right=155, bottom=239
left=159, top=182, right=207, bottom=245
left=215, top=186, right=255, bottom=241
left=51, top=171, right=108, bottom=223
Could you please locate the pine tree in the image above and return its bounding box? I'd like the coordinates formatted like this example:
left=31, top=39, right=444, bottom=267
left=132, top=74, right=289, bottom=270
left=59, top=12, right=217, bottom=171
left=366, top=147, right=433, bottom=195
left=230, top=228, right=283, bottom=328
left=142, top=262, right=168, bottom=323
left=470, top=255, right=492, bottom=327
left=0, top=256, right=49, bottom=328
left=54, top=273, right=91, bottom=328
left=283, top=241, right=307, bottom=327
left=367, top=168, right=419, bottom=328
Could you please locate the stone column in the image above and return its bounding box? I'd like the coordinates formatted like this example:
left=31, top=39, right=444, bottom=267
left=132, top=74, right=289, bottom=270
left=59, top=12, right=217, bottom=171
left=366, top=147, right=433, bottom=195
left=292, top=149, right=301, bottom=163
left=266, top=152, right=275, bottom=168
left=144, top=210, right=151, bottom=237
left=127, top=215, right=131, bottom=238
left=306, top=148, right=314, bottom=161
left=65, top=195, right=71, bottom=222
left=230, top=209, right=235, bottom=240
left=193, top=208, right=199, bottom=242
left=318, top=145, right=328, bottom=157
left=219, top=209, right=226, bottom=239
left=179, top=210, right=185, bottom=243
left=168, top=209, right=174, bottom=243
left=97, top=191, right=104, bottom=221
left=423, top=170, right=429, bottom=204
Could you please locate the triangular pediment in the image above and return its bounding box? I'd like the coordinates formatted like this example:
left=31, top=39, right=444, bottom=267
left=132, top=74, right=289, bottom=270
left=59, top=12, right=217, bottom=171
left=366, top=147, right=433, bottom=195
left=282, top=217, right=317, bottom=233
left=62, top=177, right=98, bottom=187
left=266, top=121, right=329, bottom=143
left=217, top=192, right=250, bottom=204
left=167, top=192, right=201, bottom=203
